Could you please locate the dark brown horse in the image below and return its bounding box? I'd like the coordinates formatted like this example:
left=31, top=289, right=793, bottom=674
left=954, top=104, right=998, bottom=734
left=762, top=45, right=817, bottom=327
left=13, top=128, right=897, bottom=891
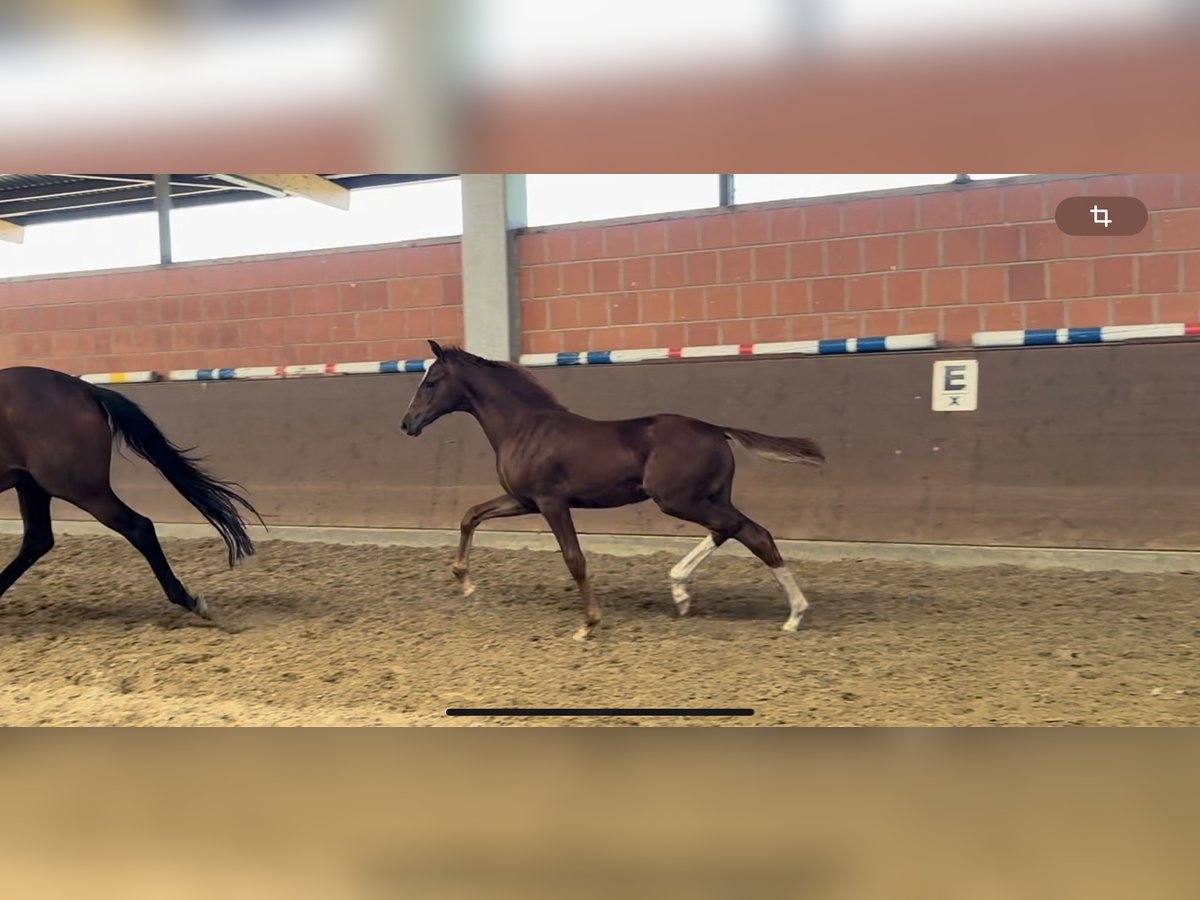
left=400, top=341, right=824, bottom=640
left=0, top=366, right=262, bottom=619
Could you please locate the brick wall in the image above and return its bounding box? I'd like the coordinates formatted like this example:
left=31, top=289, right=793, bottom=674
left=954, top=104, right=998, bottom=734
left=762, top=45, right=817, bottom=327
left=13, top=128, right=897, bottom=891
left=517, top=174, right=1200, bottom=353
left=0, top=240, right=463, bottom=374
left=1, top=174, right=1198, bottom=375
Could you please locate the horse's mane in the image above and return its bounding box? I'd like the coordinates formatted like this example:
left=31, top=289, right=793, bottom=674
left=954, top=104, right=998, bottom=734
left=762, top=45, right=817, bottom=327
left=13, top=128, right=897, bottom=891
left=441, top=346, right=566, bottom=410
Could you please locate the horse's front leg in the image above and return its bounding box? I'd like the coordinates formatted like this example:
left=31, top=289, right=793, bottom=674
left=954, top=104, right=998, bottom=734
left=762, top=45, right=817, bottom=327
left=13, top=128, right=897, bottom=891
left=454, top=494, right=531, bottom=597
left=538, top=500, right=600, bottom=641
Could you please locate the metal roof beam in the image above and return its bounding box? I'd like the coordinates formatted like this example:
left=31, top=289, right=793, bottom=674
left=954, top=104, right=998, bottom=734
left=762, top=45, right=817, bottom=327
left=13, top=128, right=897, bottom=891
left=215, top=174, right=351, bottom=210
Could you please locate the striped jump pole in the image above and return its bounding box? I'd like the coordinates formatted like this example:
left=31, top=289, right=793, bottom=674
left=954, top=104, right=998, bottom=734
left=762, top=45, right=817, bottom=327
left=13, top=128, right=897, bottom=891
left=78, top=370, right=161, bottom=385
left=519, top=332, right=938, bottom=367
left=164, top=360, right=434, bottom=382
left=972, top=322, right=1200, bottom=348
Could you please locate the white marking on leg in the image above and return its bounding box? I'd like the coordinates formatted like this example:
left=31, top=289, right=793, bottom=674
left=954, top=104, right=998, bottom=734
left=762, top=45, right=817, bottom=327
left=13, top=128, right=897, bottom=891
left=669, top=535, right=717, bottom=616
left=773, top=567, right=810, bottom=632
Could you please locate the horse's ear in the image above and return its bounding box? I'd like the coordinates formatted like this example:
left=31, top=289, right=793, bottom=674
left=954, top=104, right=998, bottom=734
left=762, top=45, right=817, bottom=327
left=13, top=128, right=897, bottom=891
left=428, top=340, right=444, bottom=360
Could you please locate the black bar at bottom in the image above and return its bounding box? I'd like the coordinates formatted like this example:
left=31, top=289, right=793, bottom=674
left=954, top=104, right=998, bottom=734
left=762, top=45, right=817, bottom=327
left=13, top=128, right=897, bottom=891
left=446, top=708, right=754, bottom=717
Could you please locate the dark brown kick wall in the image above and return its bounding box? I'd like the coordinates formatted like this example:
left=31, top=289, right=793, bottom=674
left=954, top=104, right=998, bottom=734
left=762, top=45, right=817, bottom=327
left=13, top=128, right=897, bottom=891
left=2, top=343, right=1200, bottom=551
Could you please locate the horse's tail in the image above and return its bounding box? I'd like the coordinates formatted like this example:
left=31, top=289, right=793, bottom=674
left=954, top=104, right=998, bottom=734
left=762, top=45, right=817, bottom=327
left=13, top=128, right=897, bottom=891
left=723, top=427, right=825, bottom=467
left=90, top=385, right=264, bottom=567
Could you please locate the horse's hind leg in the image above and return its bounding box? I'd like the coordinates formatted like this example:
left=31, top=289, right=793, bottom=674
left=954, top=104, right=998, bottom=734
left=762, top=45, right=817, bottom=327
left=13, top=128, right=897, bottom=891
left=731, top=514, right=810, bottom=632
left=69, top=486, right=208, bottom=619
left=0, top=477, right=55, bottom=601
left=669, top=533, right=719, bottom=616
left=538, top=500, right=600, bottom=641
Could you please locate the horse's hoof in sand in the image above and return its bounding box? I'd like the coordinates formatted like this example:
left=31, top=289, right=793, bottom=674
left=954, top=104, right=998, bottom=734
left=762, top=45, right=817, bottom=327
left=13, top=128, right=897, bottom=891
left=781, top=618, right=802, bottom=633
left=192, top=597, right=212, bottom=620
left=461, top=577, right=477, bottom=599
left=572, top=625, right=595, bottom=642
left=671, top=582, right=690, bottom=616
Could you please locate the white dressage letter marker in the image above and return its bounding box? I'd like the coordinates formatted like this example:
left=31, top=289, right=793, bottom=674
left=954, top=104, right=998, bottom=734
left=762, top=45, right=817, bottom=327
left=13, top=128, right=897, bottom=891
left=932, top=360, right=979, bottom=412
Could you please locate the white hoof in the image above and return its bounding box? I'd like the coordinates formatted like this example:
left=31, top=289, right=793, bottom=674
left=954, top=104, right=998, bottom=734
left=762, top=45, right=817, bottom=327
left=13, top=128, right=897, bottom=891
left=462, top=577, right=477, bottom=599
left=671, top=581, right=690, bottom=616
left=781, top=616, right=802, bottom=632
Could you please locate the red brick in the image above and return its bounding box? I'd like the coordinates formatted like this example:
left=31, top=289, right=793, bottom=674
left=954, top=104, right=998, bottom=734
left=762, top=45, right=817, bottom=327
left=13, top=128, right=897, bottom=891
left=621, top=257, right=654, bottom=291
left=811, top=278, right=846, bottom=313
left=720, top=248, right=753, bottom=282
left=919, top=192, right=961, bottom=229
left=983, top=303, right=1024, bottom=331
left=752, top=317, right=789, bottom=343
left=740, top=283, right=774, bottom=318
left=880, top=195, right=916, bottom=233
left=863, top=310, right=902, bottom=336
left=686, top=322, right=721, bottom=345
left=546, top=230, right=574, bottom=262
left=847, top=275, right=885, bottom=310
left=267, top=291, right=292, bottom=317
left=532, top=265, right=561, bottom=298
left=1002, top=184, right=1044, bottom=222
left=340, top=284, right=367, bottom=312
left=637, top=221, right=668, bottom=255
left=1083, top=175, right=1132, bottom=197
left=560, top=330, right=588, bottom=353
left=315, top=284, right=341, bottom=312
left=699, top=215, right=734, bottom=250
left=528, top=331, right=563, bottom=354
left=943, top=306, right=981, bottom=344
left=1154, top=210, right=1200, bottom=251
left=754, top=245, right=788, bottom=280
left=592, top=261, right=620, bottom=292
left=666, top=219, right=700, bottom=252
left=926, top=269, right=964, bottom=306
left=1111, top=295, right=1154, bottom=325
left=1009, top=264, right=1046, bottom=301
left=1158, top=293, right=1200, bottom=323
left=719, top=320, right=754, bottom=345
left=1049, top=260, right=1091, bottom=298
left=578, top=296, right=609, bottom=328
left=1023, top=301, right=1067, bottom=329
left=574, top=228, right=605, bottom=260
left=967, top=266, right=1007, bottom=303
left=842, top=199, right=882, bottom=236
left=653, top=255, right=686, bottom=288
left=885, top=271, right=923, bottom=309
left=770, top=208, right=804, bottom=242
left=587, top=327, right=624, bottom=351
left=1186, top=253, right=1200, bottom=291
left=654, top=323, right=687, bottom=347
left=1023, top=222, right=1066, bottom=261
left=431, top=305, right=463, bottom=339
left=1136, top=174, right=1180, bottom=210
left=518, top=268, right=532, bottom=300
left=1066, top=298, right=1111, bottom=327
left=405, top=308, right=433, bottom=336
left=604, top=224, right=637, bottom=258
left=733, top=210, right=770, bottom=246
left=560, top=262, right=591, bottom=295
left=1139, top=255, right=1181, bottom=293
left=826, top=239, right=862, bottom=275
left=549, top=297, right=580, bottom=329
left=962, top=187, right=1003, bottom=226
left=825, top=314, right=863, bottom=339
left=902, top=232, right=939, bottom=269
left=775, top=281, right=810, bottom=316
left=789, top=316, right=825, bottom=340
left=942, top=229, right=982, bottom=266
left=864, top=236, right=900, bottom=272
left=354, top=311, right=383, bottom=341
left=441, top=275, right=463, bottom=306
left=704, top=285, right=739, bottom=319
left=686, top=252, right=719, bottom=286
left=642, top=291, right=672, bottom=323
left=1091, top=257, right=1134, bottom=296
left=1180, top=174, right=1200, bottom=208
left=805, top=204, right=841, bottom=239
left=673, top=287, right=704, bottom=321
left=983, top=227, right=1023, bottom=263
left=1041, top=179, right=1087, bottom=218
left=517, top=234, right=547, bottom=266
left=790, top=242, right=824, bottom=278
left=1067, top=234, right=1112, bottom=258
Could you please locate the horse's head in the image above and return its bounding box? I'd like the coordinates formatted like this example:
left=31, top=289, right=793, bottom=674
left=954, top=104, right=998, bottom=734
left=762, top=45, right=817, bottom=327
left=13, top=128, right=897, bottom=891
left=400, top=340, right=471, bottom=437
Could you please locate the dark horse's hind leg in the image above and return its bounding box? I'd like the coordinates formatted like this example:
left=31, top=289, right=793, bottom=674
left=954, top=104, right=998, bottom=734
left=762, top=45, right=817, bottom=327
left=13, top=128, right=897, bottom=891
left=71, top=487, right=209, bottom=620
left=538, top=499, right=600, bottom=641
left=656, top=497, right=810, bottom=632
left=0, top=477, right=55, bottom=601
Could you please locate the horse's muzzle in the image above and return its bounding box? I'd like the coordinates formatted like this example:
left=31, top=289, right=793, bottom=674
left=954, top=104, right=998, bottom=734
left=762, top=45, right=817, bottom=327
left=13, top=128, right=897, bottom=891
left=400, top=416, right=422, bottom=436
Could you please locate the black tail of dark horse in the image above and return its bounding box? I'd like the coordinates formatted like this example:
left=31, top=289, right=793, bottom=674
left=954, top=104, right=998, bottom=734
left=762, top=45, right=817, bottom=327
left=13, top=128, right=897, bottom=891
left=90, top=385, right=263, bottom=567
